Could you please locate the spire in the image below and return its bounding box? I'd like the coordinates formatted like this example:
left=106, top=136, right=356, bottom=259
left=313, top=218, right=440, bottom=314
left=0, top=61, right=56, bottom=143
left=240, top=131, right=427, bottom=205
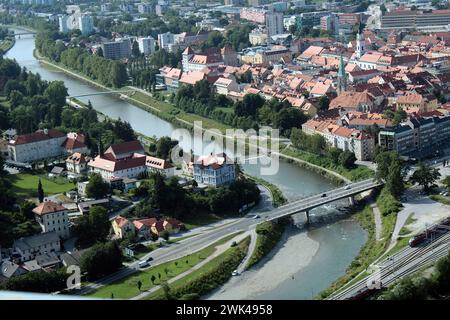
left=337, top=55, right=347, bottom=95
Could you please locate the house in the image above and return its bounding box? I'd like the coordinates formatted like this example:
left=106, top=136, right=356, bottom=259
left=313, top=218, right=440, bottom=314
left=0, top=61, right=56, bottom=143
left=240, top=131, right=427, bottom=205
left=62, top=133, right=89, bottom=154
left=145, top=156, right=175, bottom=177
left=193, top=153, right=236, bottom=187
left=13, top=232, right=61, bottom=262
left=77, top=198, right=110, bottom=214
left=66, top=152, right=91, bottom=174
left=61, top=249, right=88, bottom=267
left=396, top=93, right=438, bottom=113
left=133, top=218, right=157, bottom=239
left=104, top=140, right=145, bottom=160
left=33, top=200, right=70, bottom=239
left=214, top=77, right=239, bottom=96
left=112, top=216, right=135, bottom=239
left=0, top=261, right=28, bottom=281
left=329, top=91, right=375, bottom=112
left=35, top=252, right=61, bottom=269
left=49, top=166, right=65, bottom=177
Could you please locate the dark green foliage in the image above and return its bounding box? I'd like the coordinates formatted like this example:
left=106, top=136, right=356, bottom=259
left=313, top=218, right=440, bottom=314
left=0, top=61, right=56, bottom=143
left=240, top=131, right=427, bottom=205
left=0, top=268, right=67, bottom=293
left=73, top=206, right=111, bottom=248
left=85, top=173, right=110, bottom=199
left=37, top=178, right=44, bottom=203
left=80, top=241, right=123, bottom=281
left=410, top=162, right=441, bottom=192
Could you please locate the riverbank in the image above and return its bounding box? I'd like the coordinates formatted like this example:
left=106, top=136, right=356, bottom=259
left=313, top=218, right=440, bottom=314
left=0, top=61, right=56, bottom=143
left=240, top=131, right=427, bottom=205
left=245, top=175, right=287, bottom=207
left=319, top=188, right=401, bottom=299
left=0, top=37, right=15, bottom=54
left=34, top=48, right=374, bottom=184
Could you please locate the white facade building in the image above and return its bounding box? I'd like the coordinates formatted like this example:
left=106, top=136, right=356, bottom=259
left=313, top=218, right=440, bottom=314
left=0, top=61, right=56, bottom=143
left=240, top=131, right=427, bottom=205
left=33, top=201, right=70, bottom=239
left=138, top=36, right=156, bottom=55
left=158, top=32, right=174, bottom=50
left=78, top=14, right=94, bottom=35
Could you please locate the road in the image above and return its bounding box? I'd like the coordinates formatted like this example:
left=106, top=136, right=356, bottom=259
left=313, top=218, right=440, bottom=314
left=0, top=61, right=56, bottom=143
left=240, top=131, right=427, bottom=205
left=75, top=178, right=380, bottom=295
left=329, top=230, right=450, bottom=300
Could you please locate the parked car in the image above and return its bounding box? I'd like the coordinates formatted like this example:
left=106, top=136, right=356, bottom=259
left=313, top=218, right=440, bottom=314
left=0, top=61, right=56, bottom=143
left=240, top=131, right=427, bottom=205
left=230, top=241, right=237, bottom=247
left=232, top=270, right=239, bottom=276
left=254, top=215, right=260, bottom=219
left=321, top=193, right=327, bottom=198
left=146, top=257, right=153, bottom=262
left=345, top=185, right=351, bottom=190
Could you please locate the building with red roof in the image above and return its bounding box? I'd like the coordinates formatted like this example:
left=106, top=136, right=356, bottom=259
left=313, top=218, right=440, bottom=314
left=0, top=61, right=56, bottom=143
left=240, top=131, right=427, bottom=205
left=33, top=200, right=70, bottom=239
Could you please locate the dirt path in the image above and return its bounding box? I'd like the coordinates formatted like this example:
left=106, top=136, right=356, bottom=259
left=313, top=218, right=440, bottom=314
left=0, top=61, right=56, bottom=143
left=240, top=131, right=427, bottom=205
left=371, top=204, right=382, bottom=241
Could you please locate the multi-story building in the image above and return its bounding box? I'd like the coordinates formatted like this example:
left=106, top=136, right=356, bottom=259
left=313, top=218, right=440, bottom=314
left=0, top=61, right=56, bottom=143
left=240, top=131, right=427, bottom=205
left=155, top=0, right=169, bottom=16
left=249, top=29, right=269, bottom=46
left=158, top=32, right=174, bottom=51
left=66, top=152, right=90, bottom=174
left=8, top=129, right=67, bottom=163
left=296, top=11, right=331, bottom=29
left=193, top=153, right=236, bottom=187
left=137, top=36, right=156, bottom=55
left=13, top=232, right=61, bottom=262
left=33, top=200, right=70, bottom=239
left=320, top=14, right=339, bottom=37
left=101, top=38, right=131, bottom=60
left=137, top=3, right=153, bottom=14
left=88, top=140, right=174, bottom=181
left=181, top=47, right=223, bottom=72
left=266, top=9, right=284, bottom=37
left=378, top=116, right=450, bottom=159
left=381, top=9, right=450, bottom=31
left=239, top=45, right=291, bottom=66
left=302, top=120, right=376, bottom=161
left=78, top=14, right=94, bottom=35
left=58, top=15, right=69, bottom=33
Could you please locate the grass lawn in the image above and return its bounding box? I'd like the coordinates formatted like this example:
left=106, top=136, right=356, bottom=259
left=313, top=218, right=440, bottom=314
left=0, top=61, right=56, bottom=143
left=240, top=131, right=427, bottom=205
left=143, top=236, right=250, bottom=300
left=86, top=233, right=241, bottom=299
left=398, top=213, right=417, bottom=236
left=430, top=194, right=450, bottom=206
left=8, top=173, right=75, bottom=199
left=182, top=212, right=224, bottom=230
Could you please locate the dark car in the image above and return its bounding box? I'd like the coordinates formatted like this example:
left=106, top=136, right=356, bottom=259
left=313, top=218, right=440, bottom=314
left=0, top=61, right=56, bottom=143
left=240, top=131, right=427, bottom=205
left=146, top=257, right=153, bottom=262
left=321, top=193, right=327, bottom=198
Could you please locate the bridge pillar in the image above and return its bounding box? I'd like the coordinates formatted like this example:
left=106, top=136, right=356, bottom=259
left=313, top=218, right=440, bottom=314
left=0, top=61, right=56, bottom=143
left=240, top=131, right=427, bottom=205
left=305, top=211, right=310, bottom=225
left=348, top=196, right=355, bottom=206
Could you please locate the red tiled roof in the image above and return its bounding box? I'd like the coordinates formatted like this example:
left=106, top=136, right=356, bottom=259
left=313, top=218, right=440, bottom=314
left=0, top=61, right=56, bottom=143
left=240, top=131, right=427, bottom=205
left=10, top=129, right=66, bottom=145
left=33, top=200, right=66, bottom=216
left=104, top=140, right=144, bottom=159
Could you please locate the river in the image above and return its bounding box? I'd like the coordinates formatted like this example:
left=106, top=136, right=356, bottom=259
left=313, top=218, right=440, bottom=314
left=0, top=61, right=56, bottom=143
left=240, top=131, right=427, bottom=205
left=5, top=32, right=367, bottom=299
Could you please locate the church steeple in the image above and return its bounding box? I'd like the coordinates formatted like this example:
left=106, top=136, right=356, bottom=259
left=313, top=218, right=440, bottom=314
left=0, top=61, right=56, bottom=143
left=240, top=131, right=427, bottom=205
left=337, top=55, right=347, bottom=94
left=355, top=22, right=365, bottom=59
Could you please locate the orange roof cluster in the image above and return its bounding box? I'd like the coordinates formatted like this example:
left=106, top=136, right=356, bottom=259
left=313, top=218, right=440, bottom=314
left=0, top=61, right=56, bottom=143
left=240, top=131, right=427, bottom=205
left=33, top=201, right=67, bottom=216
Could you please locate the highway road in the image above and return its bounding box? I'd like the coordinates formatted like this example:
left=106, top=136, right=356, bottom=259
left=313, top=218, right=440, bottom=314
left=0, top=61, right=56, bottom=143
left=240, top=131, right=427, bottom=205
left=75, top=178, right=381, bottom=296
left=329, top=230, right=450, bottom=300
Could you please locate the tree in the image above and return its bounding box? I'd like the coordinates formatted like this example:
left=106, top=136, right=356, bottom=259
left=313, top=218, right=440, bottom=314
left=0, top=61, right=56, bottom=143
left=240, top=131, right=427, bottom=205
left=442, top=175, right=450, bottom=189
left=161, top=281, right=172, bottom=300
left=160, top=230, right=170, bottom=241
left=156, top=136, right=177, bottom=160
left=410, top=162, right=441, bottom=192
left=150, top=275, right=156, bottom=284
left=80, top=242, right=123, bottom=281
left=137, top=280, right=142, bottom=291
left=85, top=173, right=110, bottom=199
left=317, top=95, right=330, bottom=111
left=132, top=40, right=141, bottom=57
left=97, top=47, right=103, bottom=57
left=339, top=151, right=356, bottom=169
left=37, top=178, right=44, bottom=203
left=73, top=206, right=111, bottom=248
left=43, top=81, right=68, bottom=107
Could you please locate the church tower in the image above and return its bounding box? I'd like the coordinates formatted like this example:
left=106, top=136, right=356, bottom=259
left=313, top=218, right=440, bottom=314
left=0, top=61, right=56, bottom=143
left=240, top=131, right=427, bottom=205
left=337, top=55, right=347, bottom=95
left=355, top=22, right=365, bottom=59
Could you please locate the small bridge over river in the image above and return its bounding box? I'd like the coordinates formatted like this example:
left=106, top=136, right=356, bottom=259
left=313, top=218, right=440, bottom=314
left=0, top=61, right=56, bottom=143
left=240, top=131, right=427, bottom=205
left=12, top=31, right=36, bottom=38
left=68, top=90, right=135, bottom=99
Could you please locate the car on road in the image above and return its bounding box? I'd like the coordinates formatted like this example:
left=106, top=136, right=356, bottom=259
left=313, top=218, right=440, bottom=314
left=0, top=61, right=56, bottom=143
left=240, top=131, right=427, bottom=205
left=230, top=241, right=237, bottom=247
left=254, top=215, right=260, bottom=219
left=345, top=185, right=351, bottom=190
left=138, top=261, right=150, bottom=268
left=146, top=257, right=153, bottom=263
left=232, top=270, right=239, bottom=276
left=321, top=193, right=327, bottom=198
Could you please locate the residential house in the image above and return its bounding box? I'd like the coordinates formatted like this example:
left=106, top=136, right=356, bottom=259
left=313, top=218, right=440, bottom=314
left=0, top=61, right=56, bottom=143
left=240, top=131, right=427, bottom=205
left=329, top=91, right=375, bottom=112
left=13, top=232, right=61, bottom=262
left=33, top=200, right=70, bottom=239
left=66, top=152, right=91, bottom=174
left=112, top=216, right=135, bottom=239
left=193, top=153, right=236, bottom=187
left=214, top=77, right=239, bottom=96
left=133, top=218, right=157, bottom=240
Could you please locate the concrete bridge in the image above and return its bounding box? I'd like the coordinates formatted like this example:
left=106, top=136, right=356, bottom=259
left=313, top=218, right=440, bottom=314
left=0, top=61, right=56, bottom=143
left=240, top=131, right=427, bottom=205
left=13, top=31, right=36, bottom=38
left=264, top=178, right=383, bottom=224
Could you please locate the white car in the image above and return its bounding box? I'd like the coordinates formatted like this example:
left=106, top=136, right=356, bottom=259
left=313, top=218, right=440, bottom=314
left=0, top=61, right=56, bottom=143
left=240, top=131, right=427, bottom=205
left=232, top=270, right=239, bottom=276
left=138, top=261, right=150, bottom=268
left=345, top=185, right=351, bottom=190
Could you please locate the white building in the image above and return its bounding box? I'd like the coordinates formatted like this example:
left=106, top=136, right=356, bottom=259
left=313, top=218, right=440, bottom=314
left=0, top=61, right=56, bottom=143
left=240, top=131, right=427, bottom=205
left=138, top=36, right=156, bottom=55
left=193, top=153, right=236, bottom=187
left=13, top=232, right=61, bottom=262
left=33, top=200, right=70, bottom=239
left=158, top=32, right=174, bottom=50
left=66, top=152, right=90, bottom=174
left=58, top=15, right=69, bottom=33
left=8, top=129, right=67, bottom=163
